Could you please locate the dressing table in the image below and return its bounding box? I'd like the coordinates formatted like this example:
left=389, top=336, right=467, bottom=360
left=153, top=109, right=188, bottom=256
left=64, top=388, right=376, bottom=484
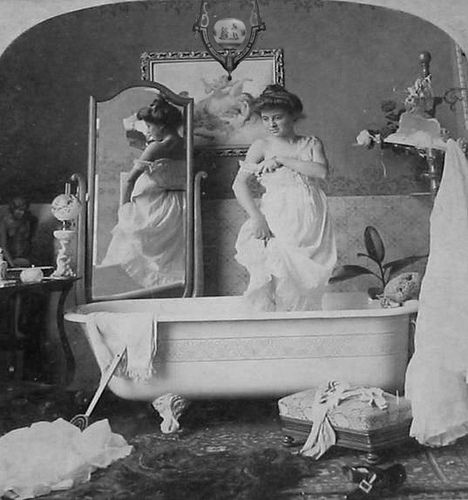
left=0, top=276, right=79, bottom=385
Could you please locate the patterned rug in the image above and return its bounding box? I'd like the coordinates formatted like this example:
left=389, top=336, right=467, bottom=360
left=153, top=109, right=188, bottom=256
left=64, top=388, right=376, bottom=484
left=2, top=383, right=468, bottom=499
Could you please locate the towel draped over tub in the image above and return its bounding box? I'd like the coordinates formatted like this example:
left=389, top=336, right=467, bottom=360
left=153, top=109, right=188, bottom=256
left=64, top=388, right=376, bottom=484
left=85, top=312, right=158, bottom=380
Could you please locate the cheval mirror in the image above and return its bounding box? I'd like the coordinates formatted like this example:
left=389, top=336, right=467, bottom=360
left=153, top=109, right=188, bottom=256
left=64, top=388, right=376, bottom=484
left=81, top=81, right=204, bottom=303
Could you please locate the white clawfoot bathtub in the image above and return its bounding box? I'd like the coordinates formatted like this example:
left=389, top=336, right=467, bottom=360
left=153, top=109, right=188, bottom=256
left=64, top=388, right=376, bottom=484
left=66, top=292, right=417, bottom=410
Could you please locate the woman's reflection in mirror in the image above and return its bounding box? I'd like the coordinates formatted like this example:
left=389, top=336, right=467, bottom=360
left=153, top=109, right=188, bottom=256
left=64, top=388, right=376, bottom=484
left=232, top=84, right=337, bottom=311
left=122, top=96, right=184, bottom=204
left=100, top=95, right=186, bottom=290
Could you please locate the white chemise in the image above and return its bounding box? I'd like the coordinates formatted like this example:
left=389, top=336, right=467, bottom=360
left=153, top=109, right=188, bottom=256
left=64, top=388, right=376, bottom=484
left=235, top=136, right=337, bottom=311
left=101, top=158, right=185, bottom=289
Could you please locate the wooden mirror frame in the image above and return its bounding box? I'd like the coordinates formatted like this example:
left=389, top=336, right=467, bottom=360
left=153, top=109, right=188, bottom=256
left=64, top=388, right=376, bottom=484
left=83, top=80, right=196, bottom=303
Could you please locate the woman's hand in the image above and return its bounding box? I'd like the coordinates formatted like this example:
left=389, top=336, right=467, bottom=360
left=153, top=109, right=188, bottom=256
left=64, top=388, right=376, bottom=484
left=259, top=156, right=282, bottom=174
left=250, top=214, right=274, bottom=242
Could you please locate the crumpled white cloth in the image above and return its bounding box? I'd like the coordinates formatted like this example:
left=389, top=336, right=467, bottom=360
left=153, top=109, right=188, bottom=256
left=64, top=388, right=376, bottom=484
left=0, top=418, right=132, bottom=499
left=86, top=312, right=157, bottom=381
left=300, top=381, right=388, bottom=459
left=405, top=139, right=468, bottom=446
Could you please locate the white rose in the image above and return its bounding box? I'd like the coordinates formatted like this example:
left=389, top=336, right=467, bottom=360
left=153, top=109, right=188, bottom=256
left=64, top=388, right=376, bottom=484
left=356, top=129, right=374, bottom=147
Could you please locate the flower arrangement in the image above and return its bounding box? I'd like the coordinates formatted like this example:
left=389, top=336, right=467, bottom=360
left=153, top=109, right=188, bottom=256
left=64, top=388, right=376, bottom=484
left=355, top=74, right=443, bottom=150
left=403, top=74, right=437, bottom=116
left=355, top=100, right=405, bottom=149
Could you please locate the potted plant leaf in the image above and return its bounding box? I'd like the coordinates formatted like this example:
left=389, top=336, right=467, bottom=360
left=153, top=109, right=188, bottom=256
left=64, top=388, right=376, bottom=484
left=329, top=226, right=428, bottom=298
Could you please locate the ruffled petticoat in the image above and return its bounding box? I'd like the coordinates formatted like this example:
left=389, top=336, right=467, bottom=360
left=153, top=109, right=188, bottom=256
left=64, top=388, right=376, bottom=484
left=235, top=166, right=336, bottom=311
left=101, top=167, right=186, bottom=289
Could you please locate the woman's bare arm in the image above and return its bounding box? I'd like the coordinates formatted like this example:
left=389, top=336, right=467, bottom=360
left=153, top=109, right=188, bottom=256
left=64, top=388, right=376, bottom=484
left=232, top=139, right=274, bottom=240
left=232, top=139, right=264, bottom=220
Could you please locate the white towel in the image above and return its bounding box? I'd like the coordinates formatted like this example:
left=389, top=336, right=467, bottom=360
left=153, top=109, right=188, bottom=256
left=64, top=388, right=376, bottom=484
left=86, top=312, right=157, bottom=381
left=405, top=139, right=468, bottom=446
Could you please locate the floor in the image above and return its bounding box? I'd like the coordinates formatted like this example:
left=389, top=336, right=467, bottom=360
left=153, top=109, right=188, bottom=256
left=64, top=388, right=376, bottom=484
left=2, top=382, right=468, bottom=499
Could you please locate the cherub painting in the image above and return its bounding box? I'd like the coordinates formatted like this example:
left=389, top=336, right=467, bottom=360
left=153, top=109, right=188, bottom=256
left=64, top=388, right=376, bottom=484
left=143, top=49, right=284, bottom=152
left=193, top=74, right=262, bottom=144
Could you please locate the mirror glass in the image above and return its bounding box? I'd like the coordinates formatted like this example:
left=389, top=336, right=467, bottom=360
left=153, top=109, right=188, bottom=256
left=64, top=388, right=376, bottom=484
left=88, top=83, right=193, bottom=301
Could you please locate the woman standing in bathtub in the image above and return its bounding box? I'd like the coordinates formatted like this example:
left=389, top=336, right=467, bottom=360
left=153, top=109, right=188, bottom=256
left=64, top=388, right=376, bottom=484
left=101, top=95, right=186, bottom=289
left=233, top=84, right=337, bottom=311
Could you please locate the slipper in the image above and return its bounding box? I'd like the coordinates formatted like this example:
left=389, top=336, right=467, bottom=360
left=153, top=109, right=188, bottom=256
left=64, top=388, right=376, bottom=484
left=343, top=463, right=406, bottom=499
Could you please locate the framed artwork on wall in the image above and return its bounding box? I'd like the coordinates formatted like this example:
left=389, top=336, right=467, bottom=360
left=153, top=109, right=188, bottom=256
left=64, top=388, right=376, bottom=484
left=141, top=48, right=284, bottom=156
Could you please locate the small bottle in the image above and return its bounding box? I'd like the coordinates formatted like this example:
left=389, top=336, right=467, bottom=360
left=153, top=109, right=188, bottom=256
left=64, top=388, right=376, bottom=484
left=0, top=248, right=7, bottom=281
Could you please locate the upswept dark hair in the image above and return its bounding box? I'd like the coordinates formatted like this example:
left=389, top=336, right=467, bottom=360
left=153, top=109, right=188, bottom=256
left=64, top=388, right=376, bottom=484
left=253, top=84, right=304, bottom=118
left=137, top=95, right=183, bottom=129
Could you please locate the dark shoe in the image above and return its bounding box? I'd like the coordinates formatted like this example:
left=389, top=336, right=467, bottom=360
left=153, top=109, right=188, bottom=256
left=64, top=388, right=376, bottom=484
left=343, top=463, right=406, bottom=498
left=342, top=464, right=375, bottom=483
left=346, top=481, right=377, bottom=500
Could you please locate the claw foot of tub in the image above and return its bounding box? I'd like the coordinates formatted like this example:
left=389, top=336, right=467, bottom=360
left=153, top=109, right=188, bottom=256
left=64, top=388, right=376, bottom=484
left=152, top=393, right=189, bottom=434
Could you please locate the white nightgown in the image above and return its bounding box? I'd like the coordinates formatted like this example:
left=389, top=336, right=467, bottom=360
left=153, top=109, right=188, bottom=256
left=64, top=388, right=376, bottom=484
left=235, top=136, right=337, bottom=311
left=101, top=158, right=186, bottom=289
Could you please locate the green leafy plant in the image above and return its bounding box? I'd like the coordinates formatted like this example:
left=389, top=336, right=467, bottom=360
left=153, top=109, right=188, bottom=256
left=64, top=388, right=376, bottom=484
left=329, top=226, right=427, bottom=297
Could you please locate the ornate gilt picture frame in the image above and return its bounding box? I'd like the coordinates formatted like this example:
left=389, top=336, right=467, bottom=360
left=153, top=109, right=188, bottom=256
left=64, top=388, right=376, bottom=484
left=141, top=48, right=284, bottom=157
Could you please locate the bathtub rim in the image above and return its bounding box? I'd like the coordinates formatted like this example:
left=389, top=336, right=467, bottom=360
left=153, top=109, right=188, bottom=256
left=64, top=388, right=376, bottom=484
left=65, top=293, right=418, bottom=324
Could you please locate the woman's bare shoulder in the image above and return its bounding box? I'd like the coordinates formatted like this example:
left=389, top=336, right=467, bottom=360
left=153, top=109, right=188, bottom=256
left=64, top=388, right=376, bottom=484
left=248, top=137, right=269, bottom=153
left=142, top=136, right=181, bottom=160
left=245, top=137, right=268, bottom=163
